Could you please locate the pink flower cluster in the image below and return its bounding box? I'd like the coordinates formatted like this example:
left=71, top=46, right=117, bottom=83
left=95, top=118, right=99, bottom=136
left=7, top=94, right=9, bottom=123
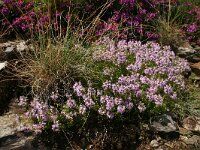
left=1, top=0, right=200, bottom=45
left=96, top=0, right=160, bottom=40
left=91, top=37, right=190, bottom=117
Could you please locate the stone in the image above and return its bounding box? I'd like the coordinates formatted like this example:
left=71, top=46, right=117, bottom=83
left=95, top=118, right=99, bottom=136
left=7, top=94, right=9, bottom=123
left=182, top=135, right=200, bottom=145
left=16, top=41, right=27, bottom=52
left=190, top=62, right=200, bottom=76
left=179, top=127, right=192, bottom=135
left=0, top=61, right=7, bottom=71
left=0, top=109, right=37, bottom=149
left=150, top=139, right=160, bottom=148
left=177, top=43, right=196, bottom=57
left=0, top=113, right=18, bottom=138
left=5, top=46, right=15, bottom=53
left=150, top=114, right=178, bottom=133
left=164, top=142, right=174, bottom=148
left=183, top=116, right=200, bottom=132
left=155, top=148, right=163, bottom=150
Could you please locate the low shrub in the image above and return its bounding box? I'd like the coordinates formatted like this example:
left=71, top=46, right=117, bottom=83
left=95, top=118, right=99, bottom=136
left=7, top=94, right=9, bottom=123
left=17, top=37, right=190, bottom=133
left=1, top=0, right=199, bottom=46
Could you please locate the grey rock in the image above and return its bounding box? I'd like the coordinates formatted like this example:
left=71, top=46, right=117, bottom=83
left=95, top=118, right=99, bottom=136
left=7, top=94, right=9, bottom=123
left=177, top=44, right=200, bottom=63
left=181, top=135, right=200, bottom=145
left=0, top=61, right=7, bottom=71
left=0, top=113, right=18, bottom=138
left=2, top=40, right=28, bottom=53
left=178, top=46, right=196, bottom=56
left=150, top=114, right=178, bottom=133
left=150, top=139, right=160, bottom=147
left=0, top=111, right=37, bottom=149
left=5, top=46, right=15, bottom=53
left=16, top=41, right=27, bottom=52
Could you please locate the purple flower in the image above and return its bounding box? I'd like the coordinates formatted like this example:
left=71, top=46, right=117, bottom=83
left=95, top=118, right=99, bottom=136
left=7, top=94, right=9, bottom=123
left=106, top=111, right=114, bottom=119
left=125, top=101, right=134, bottom=110
left=52, top=121, right=59, bottom=131
left=83, top=96, right=95, bottom=108
left=137, top=103, right=146, bottom=112
left=106, top=100, right=115, bottom=110
left=66, top=99, right=76, bottom=108
left=186, top=23, right=198, bottom=33
left=102, top=80, right=112, bottom=90
left=73, top=82, right=85, bottom=97
left=79, top=105, right=87, bottom=115
left=117, top=105, right=125, bottom=114
left=18, top=96, right=27, bottom=106
left=98, top=107, right=106, bottom=115
left=114, top=97, right=123, bottom=105
left=50, top=92, right=59, bottom=100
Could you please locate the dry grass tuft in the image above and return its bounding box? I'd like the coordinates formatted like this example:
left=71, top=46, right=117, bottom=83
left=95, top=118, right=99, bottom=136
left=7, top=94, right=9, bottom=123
left=155, top=17, right=185, bottom=48
left=13, top=37, right=98, bottom=97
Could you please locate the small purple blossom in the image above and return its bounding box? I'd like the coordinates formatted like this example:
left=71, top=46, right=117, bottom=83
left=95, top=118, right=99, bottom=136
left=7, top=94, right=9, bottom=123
left=50, top=92, right=59, bottom=100
left=66, top=99, right=76, bottom=108
left=106, top=111, right=114, bottom=119
left=117, top=105, right=126, bottom=114
left=18, top=96, right=27, bottom=106
left=79, top=105, right=87, bottom=115
left=52, top=121, right=59, bottom=131
left=137, top=103, right=146, bottom=112
left=73, top=82, right=85, bottom=97
left=186, top=23, right=198, bottom=33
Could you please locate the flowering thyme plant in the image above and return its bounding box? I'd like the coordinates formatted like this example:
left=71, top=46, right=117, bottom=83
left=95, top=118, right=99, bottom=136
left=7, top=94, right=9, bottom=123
left=18, top=38, right=190, bottom=133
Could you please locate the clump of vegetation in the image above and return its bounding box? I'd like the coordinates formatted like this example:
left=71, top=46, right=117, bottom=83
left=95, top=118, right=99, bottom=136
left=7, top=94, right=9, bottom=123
left=17, top=37, right=190, bottom=134
left=154, top=17, right=185, bottom=48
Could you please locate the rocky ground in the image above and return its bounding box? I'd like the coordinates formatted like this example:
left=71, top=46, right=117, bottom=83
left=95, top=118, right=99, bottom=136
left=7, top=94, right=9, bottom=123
left=0, top=39, right=200, bottom=149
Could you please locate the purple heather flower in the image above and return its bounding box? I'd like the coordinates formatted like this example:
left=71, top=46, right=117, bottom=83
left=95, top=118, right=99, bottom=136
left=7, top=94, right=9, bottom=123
left=137, top=28, right=143, bottom=34
left=119, top=0, right=136, bottom=8
left=186, top=23, right=198, bottom=33
left=103, top=68, right=113, bottom=76
left=133, top=20, right=139, bottom=26
left=117, top=105, right=126, bottom=114
left=164, top=85, right=173, bottom=95
left=83, top=96, right=95, bottom=108
left=106, top=111, right=114, bottom=119
left=66, top=99, right=76, bottom=108
left=73, top=82, right=85, bottom=97
left=137, top=103, right=146, bottom=112
left=52, top=121, right=59, bottom=131
left=170, top=93, right=177, bottom=100
left=135, top=90, right=142, bottom=97
left=3, top=0, right=12, bottom=4
left=98, top=107, right=106, bottom=115
left=106, top=100, right=115, bottom=110
left=18, top=96, right=27, bottom=106
left=116, top=51, right=127, bottom=64
left=0, top=7, right=9, bottom=15
left=79, top=105, right=87, bottom=115
left=125, top=101, right=134, bottom=110
left=15, top=114, right=20, bottom=122
left=146, top=13, right=157, bottom=21
left=114, top=97, right=123, bottom=105
left=50, top=92, right=59, bottom=100
left=102, top=80, right=112, bottom=90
